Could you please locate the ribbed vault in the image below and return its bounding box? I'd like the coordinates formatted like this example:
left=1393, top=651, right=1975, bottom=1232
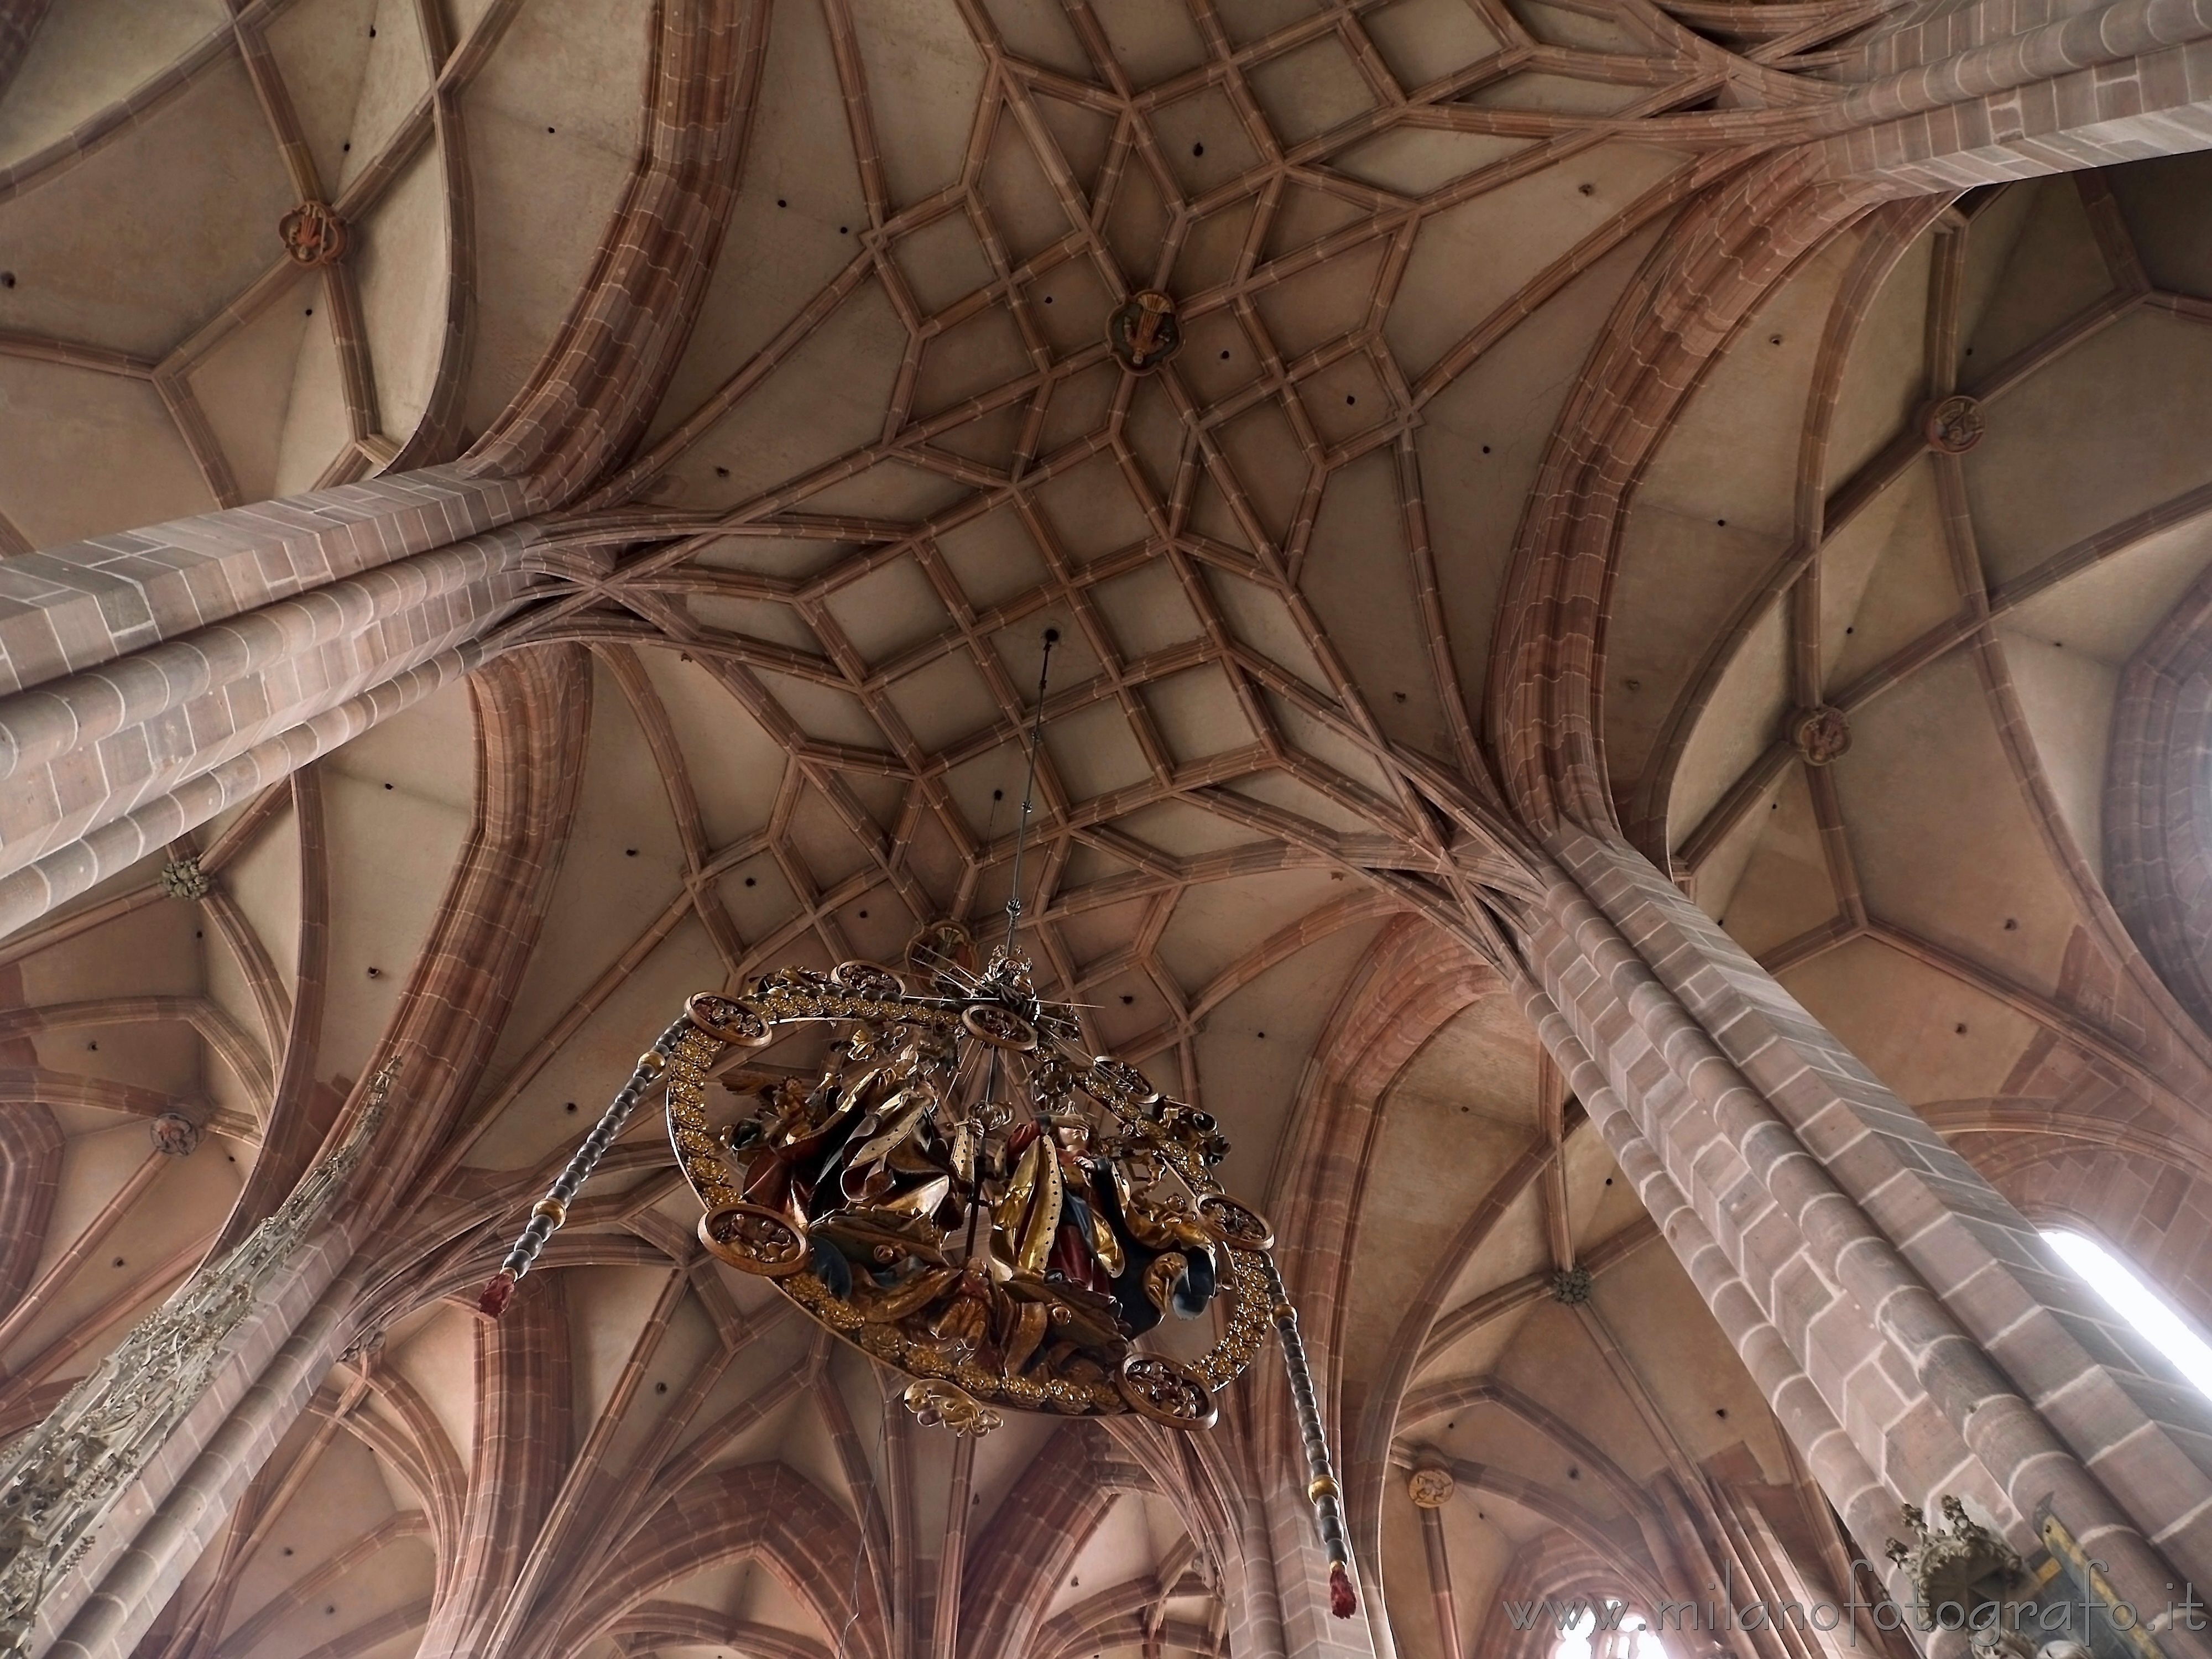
left=8, top=4, right=2212, bottom=1659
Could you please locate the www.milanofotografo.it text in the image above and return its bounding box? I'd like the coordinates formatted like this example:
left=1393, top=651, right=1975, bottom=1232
left=1501, top=1562, right=2210, bottom=1640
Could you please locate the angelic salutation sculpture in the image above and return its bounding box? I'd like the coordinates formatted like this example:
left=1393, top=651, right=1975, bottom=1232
left=478, top=631, right=1361, bottom=1619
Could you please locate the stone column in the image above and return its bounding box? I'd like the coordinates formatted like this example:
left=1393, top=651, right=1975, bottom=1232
left=1262, top=921, right=1498, bottom=1659
left=0, top=467, right=542, bottom=936
left=1223, top=1499, right=1292, bottom=1659
left=1409, top=1469, right=1461, bottom=1659
left=414, top=1275, right=571, bottom=1659
left=1811, top=0, right=2212, bottom=189
left=1517, top=825, right=2212, bottom=1643
left=0, top=6, right=763, bottom=1648
left=2, top=648, right=588, bottom=1659
left=0, top=466, right=529, bottom=696
left=1, top=1066, right=397, bottom=1659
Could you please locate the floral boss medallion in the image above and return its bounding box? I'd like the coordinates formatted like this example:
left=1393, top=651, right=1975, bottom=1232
left=1791, top=705, right=1852, bottom=766
left=1921, top=393, right=1985, bottom=455
left=1407, top=1467, right=1455, bottom=1509
left=279, top=201, right=349, bottom=267
left=1108, top=290, right=1184, bottom=373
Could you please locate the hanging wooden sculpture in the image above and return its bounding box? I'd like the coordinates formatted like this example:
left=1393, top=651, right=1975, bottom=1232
left=478, top=634, right=1360, bottom=1620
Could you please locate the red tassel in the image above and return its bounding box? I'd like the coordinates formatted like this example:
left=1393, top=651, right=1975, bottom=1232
left=477, top=1272, right=515, bottom=1318
left=1329, top=1564, right=1357, bottom=1619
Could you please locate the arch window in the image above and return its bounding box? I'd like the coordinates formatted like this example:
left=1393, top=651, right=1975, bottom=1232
left=2044, top=1228, right=2212, bottom=1399
left=1551, top=1599, right=1671, bottom=1659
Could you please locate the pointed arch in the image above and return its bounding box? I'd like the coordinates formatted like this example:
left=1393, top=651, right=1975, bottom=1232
left=558, top=1460, right=885, bottom=1659
left=0, top=1101, right=62, bottom=1314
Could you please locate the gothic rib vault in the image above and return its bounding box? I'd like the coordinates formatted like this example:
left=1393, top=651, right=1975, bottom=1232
left=9, top=3, right=2212, bottom=1659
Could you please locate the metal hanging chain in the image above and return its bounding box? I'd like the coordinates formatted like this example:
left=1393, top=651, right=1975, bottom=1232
left=1001, top=628, right=1059, bottom=956
left=1259, top=1253, right=1361, bottom=1619
left=477, top=1015, right=693, bottom=1317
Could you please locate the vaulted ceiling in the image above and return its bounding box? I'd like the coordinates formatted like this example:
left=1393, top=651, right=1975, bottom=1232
left=7, top=4, right=2212, bottom=1659
left=0, top=0, right=653, bottom=547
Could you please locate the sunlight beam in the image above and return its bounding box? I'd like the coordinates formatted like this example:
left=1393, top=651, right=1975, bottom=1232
left=2045, top=1228, right=2212, bottom=1400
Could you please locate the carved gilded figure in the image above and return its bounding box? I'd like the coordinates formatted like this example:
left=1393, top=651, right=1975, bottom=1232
left=476, top=625, right=1360, bottom=1617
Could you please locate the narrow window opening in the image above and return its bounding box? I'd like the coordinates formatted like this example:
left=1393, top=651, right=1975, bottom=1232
left=2046, top=1227, right=2212, bottom=1398
left=1553, top=1600, right=1671, bottom=1659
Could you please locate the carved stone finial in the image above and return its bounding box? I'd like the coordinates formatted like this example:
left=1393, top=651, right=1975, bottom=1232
left=1407, top=1467, right=1455, bottom=1509
left=1791, top=706, right=1852, bottom=767
left=279, top=201, right=349, bottom=267
left=1922, top=394, right=1985, bottom=455
left=159, top=858, right=212, bottom=901
left=1108, top=290, right=1183, bottom=374
left=148, top=1112, right=200, bottom=1158
left=1882, top=1495, right=2026, bottom=1630
left=1550, top=1265, right=1593, bottom=1305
